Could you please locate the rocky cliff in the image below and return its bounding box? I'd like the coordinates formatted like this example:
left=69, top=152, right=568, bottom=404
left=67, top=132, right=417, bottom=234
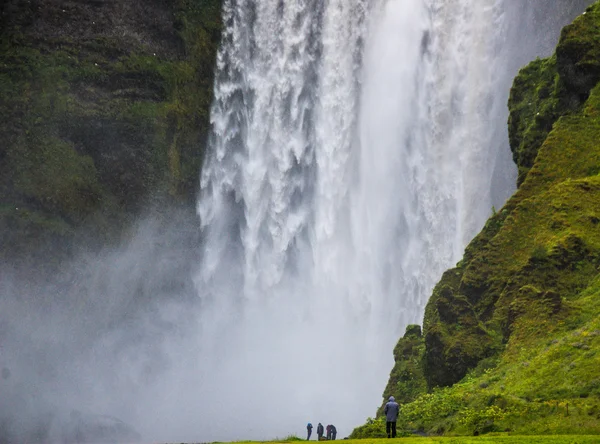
left=354, top=2, right=600, bottom=437
left=0, top=0, right=222, bottom=268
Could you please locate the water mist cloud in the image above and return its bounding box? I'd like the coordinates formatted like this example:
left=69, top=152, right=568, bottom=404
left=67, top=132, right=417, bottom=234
left=0, top=210, right=204, bottom=443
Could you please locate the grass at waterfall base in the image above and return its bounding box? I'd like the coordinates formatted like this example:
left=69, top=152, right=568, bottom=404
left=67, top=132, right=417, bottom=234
left=191, top=437, right=600, bottom=444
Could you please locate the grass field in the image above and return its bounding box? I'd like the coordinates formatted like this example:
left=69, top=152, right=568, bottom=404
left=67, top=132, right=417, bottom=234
left=334, top=438, right=600, bottom=444
left=212, top=437, right=600, bottom=444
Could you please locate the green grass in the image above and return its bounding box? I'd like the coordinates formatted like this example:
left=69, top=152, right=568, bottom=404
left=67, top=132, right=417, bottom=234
left=217, top=437, right=600, bottom=444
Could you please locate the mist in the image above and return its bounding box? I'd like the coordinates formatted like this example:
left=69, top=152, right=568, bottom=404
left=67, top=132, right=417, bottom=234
left=0, top=209, right=204, bottom=442
left=0, top=0, right=594, bottom=443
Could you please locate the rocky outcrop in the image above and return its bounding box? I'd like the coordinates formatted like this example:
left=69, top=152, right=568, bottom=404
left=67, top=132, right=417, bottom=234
left=508, top=3, right=600, bottom=185
left=380, top=325, right=427, bottom=409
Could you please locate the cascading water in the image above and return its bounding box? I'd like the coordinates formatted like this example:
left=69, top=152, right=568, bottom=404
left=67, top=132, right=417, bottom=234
left=192, top=0, right=593, bottom=440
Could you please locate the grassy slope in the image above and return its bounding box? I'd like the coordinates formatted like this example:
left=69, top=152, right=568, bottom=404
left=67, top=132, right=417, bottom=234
left=0, top=0, right=221, bottom=266
left=354, top=2, right=600, bottom=438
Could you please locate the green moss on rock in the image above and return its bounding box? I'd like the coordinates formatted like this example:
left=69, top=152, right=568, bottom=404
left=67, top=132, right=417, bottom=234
left=379, top=325, right=427, bottom=411
left=556, top=4, right=600, bottom=102
left=0, top=0, right=222, bottom=263
left=508, top=56, right=561, bottom=185
left=508, top=3, right=600, bottom=187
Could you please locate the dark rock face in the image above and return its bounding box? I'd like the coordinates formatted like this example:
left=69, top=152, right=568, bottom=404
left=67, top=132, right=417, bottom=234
left=508, top=3, right=600, bottom=185
left=424, top=280, right=495, bottom=389
left=2, top=0, right=181, bottom=56
left=556, top=5, right=600, bottom=101
left=381, top=324, right=427, bottom=408
left=0, top=0, right=222, bottom=267
left=507, top=56, right=560, bottom=185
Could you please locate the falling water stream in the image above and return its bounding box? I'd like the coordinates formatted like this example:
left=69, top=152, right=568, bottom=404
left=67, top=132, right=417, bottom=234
left=191, top=0, right=594, bottom=441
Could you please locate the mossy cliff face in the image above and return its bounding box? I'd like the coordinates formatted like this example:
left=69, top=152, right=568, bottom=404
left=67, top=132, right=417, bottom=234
left=363, top=2, right=600, bottom=436
left=0, top=0, right=222, bottom=265
left=381, top=324, right=428, bottom=408
left=508, top=4, right=600, bottom=186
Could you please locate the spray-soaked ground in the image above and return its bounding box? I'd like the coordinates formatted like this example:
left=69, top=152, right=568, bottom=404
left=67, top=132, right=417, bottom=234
left=0, top=0, right=594, bottom=443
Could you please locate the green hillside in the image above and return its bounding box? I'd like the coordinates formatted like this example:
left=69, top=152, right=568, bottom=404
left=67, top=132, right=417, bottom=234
left=353, top=2, right=600, bottom=437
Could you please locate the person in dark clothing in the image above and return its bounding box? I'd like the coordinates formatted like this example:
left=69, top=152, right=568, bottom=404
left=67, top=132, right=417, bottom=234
left=326, top=424, right=332, bottom=440
left=384, top=396, right=400, bottom=438
left=330, top=424, right=337, bottom=440
left=317, top=423, right=324, bottom=440
left=307, top=423, right=313, bottom=440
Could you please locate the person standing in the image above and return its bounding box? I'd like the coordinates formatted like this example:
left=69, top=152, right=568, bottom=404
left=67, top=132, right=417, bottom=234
left=307, top=423, right=313, bottom=440
left=384, top=396, right=400, bottom=438
left=326, top=424, right=332, bottom=440
left=331, top=424, right=337, bottom=440
left=317, top=423, right=324, bottom=440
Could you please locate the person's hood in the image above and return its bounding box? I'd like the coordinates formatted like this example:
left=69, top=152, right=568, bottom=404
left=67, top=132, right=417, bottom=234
left=389, top=396, right=395, bottom=402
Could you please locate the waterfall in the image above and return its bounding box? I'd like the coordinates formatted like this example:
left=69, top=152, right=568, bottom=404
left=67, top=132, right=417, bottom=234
left=0, top=1, right=594, bottom=443
left=193, top=0, right=592, bottom=440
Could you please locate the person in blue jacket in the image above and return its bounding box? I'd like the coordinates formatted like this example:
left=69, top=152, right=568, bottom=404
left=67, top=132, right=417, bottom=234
left=384, top=396, right=400, bottom=438
left=307, top=423, right=313, bottom=440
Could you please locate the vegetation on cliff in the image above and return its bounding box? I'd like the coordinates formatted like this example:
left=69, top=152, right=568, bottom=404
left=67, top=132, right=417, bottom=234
left=353, top=2, right=600, bottom=437
left=0, top=0, right=222, bottom=266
